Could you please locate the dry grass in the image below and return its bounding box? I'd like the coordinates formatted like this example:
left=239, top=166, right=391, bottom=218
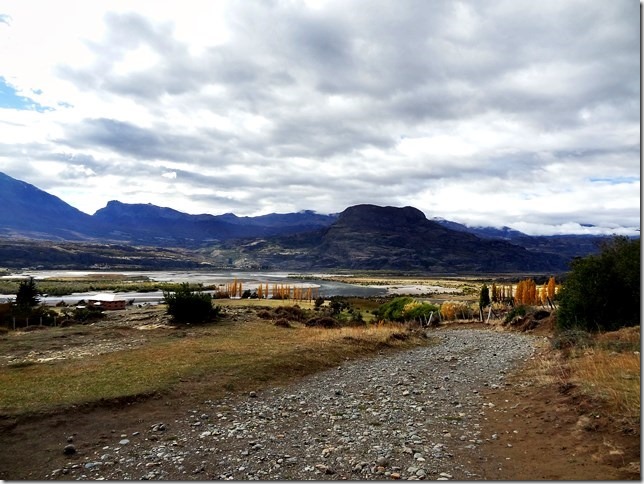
left=527, top=326, right=640, bottom=423
left=569, top=349, right=640, bottom=419
left=0, top=319, right=431, bottom=416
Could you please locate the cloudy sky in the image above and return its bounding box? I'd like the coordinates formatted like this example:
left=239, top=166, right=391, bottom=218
left=0, top=0, right=639, bottom=235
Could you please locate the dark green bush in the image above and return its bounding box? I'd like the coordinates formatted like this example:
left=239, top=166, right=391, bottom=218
left=504, top=305, right=527, bottom=324
left=479, top=283, right=490, bottom=308
left=557, top=236, right=640, bottom=332
left=15, top=277, right=40, bottom=310
left=305, top=316, right=339, bottom=328
left=551, top=329, right=594, bottom=350
left=163, top=283, right=220, bottom=324
left=70, top=306, right=104, bottom=323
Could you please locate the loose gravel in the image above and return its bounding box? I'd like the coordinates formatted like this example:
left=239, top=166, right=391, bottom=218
left=48, top=328, right=540, bottom=480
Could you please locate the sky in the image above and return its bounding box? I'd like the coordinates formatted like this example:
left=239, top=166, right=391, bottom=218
left=0, top=0, right=640, bottom=236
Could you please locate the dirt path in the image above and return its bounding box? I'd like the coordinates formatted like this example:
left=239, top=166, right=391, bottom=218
left=455, top=370, right=640, bottom=480
left=0, top=326, right=638, bottom=480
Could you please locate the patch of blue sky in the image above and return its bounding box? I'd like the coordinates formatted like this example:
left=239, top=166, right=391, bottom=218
left=0, top=76, right=52, bottom=112
left=589, top=176, right=639, bottom=185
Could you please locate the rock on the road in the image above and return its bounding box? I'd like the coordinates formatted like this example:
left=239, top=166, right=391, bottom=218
left=48, top=329, right=539, bottom=480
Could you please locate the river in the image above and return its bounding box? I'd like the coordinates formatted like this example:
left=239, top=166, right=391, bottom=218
left=0, top=270, right=389, bottom=305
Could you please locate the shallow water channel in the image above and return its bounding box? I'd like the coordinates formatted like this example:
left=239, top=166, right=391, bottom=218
left=0, top=270, right=389, bottom=305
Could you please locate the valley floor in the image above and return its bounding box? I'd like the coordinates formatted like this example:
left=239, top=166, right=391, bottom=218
left=0, top=313, right=638, bottom=480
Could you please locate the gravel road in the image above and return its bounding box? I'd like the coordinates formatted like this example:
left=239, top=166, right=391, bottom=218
left=50, top=328, right=540, bottom=480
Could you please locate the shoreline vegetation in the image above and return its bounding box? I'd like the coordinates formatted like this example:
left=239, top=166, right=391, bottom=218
left=0, top=270, right=561, bottom=299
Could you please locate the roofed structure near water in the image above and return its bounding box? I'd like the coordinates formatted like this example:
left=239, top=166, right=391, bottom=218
left=87, top=293, right=127, bottom=310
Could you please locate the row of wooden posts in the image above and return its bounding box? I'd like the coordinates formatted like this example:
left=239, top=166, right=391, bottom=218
left=11, top=316, right=57, bottom=330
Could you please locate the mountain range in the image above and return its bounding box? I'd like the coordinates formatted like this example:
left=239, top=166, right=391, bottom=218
left=0, top=171, right=623, bottom=272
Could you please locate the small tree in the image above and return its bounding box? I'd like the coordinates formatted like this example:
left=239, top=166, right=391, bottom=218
left=163, top=283, right=219, bottom=324
left=375, top=297, right=439, bottom=324
left=314, top=297, right=325, bottom=310
left=15, top=277, right=40, bottom=311
left=479, top=284, right=491, bottom=308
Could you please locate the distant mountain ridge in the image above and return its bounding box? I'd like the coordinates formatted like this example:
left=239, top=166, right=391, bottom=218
left=430, top=217, right=617, bottom=260
left=212, top=204, right=569, bottom=272
left=0, top=172, right=337, bottom=245
left=0, top=171, right=626, bottom=271
left=0, top=172, right=101, bottom=240
left=432, top=217, right=527, bottom=240
left=92, top=201, right=338, bottom=244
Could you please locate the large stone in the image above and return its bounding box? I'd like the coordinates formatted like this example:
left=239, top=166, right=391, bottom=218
left=63, top=444, right=76, bottom=455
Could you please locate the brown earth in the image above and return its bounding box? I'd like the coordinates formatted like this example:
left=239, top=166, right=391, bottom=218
left=0, top=312, right=639, bottom=480
left=447, top=321, right=640, bottom=480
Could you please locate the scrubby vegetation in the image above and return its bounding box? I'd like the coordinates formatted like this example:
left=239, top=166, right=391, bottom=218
left=0, top=277, right=173, bottom=298
left=0, top=278, right=62, bottom=329
left=163, top=283, right=221, bottom=324
left=440, top=300, right=475, bottom=321
left=556, top=236, right=639, bottom=332
left=374, top=297, right=440, bottom=324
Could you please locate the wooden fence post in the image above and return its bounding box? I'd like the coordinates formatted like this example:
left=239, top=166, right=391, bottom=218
left=486, top=305, right=493, bottom=324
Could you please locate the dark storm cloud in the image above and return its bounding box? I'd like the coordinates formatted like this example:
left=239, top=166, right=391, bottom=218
left=59, top=118, right=231, bottom=163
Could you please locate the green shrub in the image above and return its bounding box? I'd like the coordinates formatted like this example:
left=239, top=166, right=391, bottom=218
left=71, top=306, right=104, bottom=323
left=551, top=329, right=594, bottom=350
left=163, top=283, right=220, bottom=324
left=403, top=301, right=440, bottom=323
left=375, top=297, right=439, bottom=323
left=504, top=304, right=527, bottom=324
left=557, top=236, right=640, bottom=332
left=375, top=297, right=414, bottom=322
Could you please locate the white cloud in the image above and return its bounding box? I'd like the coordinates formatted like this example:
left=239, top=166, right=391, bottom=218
left=0, top=0, right=639, bottom=235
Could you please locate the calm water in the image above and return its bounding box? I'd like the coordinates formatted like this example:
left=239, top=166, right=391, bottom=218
left=0, top=270, right=388, bottom=304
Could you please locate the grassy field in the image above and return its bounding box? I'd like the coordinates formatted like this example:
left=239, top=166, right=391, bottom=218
left=0, top=309, right=433, bottom=416
left=0, top=274, right=171, bottom=297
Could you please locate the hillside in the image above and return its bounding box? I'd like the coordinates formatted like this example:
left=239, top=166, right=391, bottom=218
left=210, top=204, right=569, bottom=272
left=432, top=217, right=611, bottom=259
left=0, top=172, right=103, bottom=241
left=0, top=239, right=214, bottom=270
left=0, top=172, right=621, bottom=272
